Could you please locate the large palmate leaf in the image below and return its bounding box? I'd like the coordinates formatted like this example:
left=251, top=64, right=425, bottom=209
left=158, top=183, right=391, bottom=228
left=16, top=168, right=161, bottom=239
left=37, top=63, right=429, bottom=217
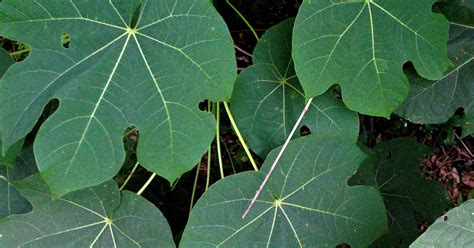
left=230, top=18, right=359, bottom=157
left=349, top=138, right=451, bottom=247
left=293, top=0, right=452, bottom=117
left=181, top=135, right=388, bottom=247
left=397, top=0, right=474, bottom=126
left=0, top=146, right=37, bottom=219
left=0, top=176, right=175, bottom=247
left=0, top=0, right=236, bottom=196
left=410, top=199, right=474, bottom=248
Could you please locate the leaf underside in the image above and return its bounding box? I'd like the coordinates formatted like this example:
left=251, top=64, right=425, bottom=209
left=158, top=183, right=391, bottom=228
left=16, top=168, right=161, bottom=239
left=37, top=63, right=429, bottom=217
left=181, top=135, right=388, bottom=247
left=230, top=18, right=359, bottom=157
left=0, top=0, right=236, bottom=196
left=0, top=176, right=175, bottom=247
left=293, top=0, right=451, bottom=117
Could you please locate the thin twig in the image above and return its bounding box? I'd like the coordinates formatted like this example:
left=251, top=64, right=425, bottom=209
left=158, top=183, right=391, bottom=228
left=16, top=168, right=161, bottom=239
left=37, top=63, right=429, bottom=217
left=189, top=164, right=200, bottom=213
left=205, top=146, right=212, bottom=190
left=454, top=133, right=473, bottom=157
left=221, top=134, right=236, bottom=174
left=119, top=162, right=139, bottom=190
left=242, top=97, right=314, bottom=219
left=137, top=173, right=156, bottom=195
left=234, top=44, right=253, bottom=57
left=226, top=0, right=260, bottom=41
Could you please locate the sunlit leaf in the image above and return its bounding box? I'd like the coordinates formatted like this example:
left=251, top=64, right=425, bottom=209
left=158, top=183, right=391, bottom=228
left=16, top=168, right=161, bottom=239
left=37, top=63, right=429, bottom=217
left=181, top=135, right=388, bottom=247
left=0, top=0, right=236, bottom=196
left=0, top=176, right=175, bottom=247
left=397, top=0, right=473, bottom=125
left=230, top=18, right=359, bottom=157
left=293, top=0, right=451, bottom=117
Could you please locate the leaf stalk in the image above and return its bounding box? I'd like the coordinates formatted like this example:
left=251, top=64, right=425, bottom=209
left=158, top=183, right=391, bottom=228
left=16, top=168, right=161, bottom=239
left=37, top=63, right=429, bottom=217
left=242, top=97, right=314, bottom=219
left=223, top=102, right=259, bottom=171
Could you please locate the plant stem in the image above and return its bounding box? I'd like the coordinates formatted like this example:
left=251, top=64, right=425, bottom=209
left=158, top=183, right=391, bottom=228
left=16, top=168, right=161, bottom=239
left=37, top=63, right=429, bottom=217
left=170, top=177, right=181, bottom=191
left=221, top=134, right=236, bottom=174
left=455, top=133, right=473, bottom=157
left=205, top=146, right=212, bottom=191
left=119, top=162, right=139, bottom=190
left=189, top=164, right=200, bottom=213
left=216, top=102, right=225, bottom=179
left=226, top=0, right=260, bottom=41
left=223, top=102, right=259, bottom=171
left=234, top=44, right=253, bottom=57
left=242, top=97, right=314, bottom=219
left=205, top=100, right=213, bottom=191
left=137, top=173, right=156, bottom=195
left=9, top=47, right=31, bottom=57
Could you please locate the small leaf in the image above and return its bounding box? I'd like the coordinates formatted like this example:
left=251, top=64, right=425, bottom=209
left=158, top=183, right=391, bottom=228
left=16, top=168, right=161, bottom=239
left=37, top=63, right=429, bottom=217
left=181, top=136, right=388, bottom=247
left=462, top=104, right=473, bottom=137
left=230, top=18, right=359, bottom=157
left=0, top=0, right=236, bottom=196
left=0, top=146, right=37, bottom=219
left=350, top=138, right=451, bottom=247
left=0, top=48, right=14, bottom=77
left=0, top=139, right=23, bottom=168
left=396, top=0, right=474, bottom=124
left=410, top=199, right=474, bottom=248
left=0, top=176, right=175, bottom=247
left=293, top=0, right=451, bottom=117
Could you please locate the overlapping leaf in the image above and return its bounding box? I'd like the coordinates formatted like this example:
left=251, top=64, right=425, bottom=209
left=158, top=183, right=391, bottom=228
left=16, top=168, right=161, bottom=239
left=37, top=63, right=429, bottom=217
left=349, top=138, right=451, bottom=247
left=462, top=104, right=473, bottom=137
left=0, top=0, right=236, bottom=196
left=0, top=48, right=21, bottom=167
left=0, top=176, right=175, bottom=247
left=293, top=0, right=452, bottom=117
left=0, top=48, right=14, bottom=77
left=230, top=18, right=359, bottom=157
left=181, top=135, right=388, bottom=247
left=410, top=199, right=474, bottom=248
left=0, top=146, right=37, bottom=219
left=397, top=0, right=474, bottom=127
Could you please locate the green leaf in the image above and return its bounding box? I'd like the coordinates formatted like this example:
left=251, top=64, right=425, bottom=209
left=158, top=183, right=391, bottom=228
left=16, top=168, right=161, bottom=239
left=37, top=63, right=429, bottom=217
left=462, top=104, right=473, bottom=137
left=436, top=0, right=474, bottom=26
left=350, top=138, right=451, bottom=247
left=181, top=135, right=388, bottom=247
left=0, top=0, right=236, bottom=196
left=0, top=48, right=21, bottom=168
left=396, top=0, right=474, bottom=124
left=230, top=18, right=359, bottom=157
left=0, top=176, right=175, bottom=247
left=293, top=0, right=452, bottom=117
left=0, top=146, right=37, bottom=219
left=0, top=48, right=14, bottom=77
left=0, top=139, right=23, bottom=168
left=410, top=199, right=474, bottom=248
